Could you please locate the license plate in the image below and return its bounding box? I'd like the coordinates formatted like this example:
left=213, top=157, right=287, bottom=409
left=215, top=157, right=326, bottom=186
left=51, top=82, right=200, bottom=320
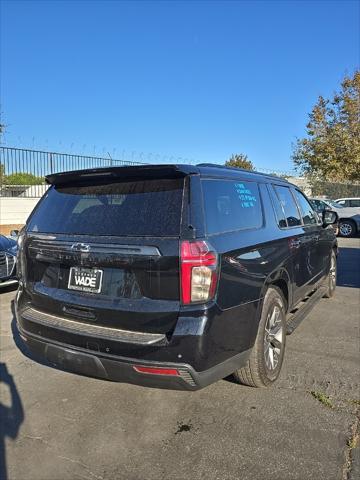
left=68, top=267, right=103, bottom=293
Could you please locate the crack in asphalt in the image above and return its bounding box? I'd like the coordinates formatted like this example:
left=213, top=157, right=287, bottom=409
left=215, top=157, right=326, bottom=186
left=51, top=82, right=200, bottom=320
left=23, top=434, right=104, bottom=480
left=57, top=455, right=104, bottom=480
left=342, top=410, right=359, bottom=480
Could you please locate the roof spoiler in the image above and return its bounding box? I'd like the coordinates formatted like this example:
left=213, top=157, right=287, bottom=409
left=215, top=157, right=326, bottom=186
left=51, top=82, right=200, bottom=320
left=45, top=164, right=199, bottom=185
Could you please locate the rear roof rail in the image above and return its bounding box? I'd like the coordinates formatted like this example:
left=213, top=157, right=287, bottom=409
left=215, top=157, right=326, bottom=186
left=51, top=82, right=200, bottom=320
left=196, top=163, right=291, bottom=182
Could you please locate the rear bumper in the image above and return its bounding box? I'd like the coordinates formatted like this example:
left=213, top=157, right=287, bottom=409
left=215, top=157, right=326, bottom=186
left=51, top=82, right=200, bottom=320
left=17, top=326, right=250, bottom=391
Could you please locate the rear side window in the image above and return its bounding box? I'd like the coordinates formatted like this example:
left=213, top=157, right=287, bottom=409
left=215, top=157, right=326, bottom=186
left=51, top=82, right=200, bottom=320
left=293, top=190, right=318, bottom=225
left=350, top=199, right=360, bottom=207
left=273, top=185, right=301, bottom=227
left=28, top=178, right=184, bottom=236
left=201, top=179, right=263, bottom=234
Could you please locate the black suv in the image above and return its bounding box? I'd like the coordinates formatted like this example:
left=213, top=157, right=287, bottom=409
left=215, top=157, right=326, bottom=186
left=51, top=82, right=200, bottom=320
left=15, top=164, right=338, bottom=390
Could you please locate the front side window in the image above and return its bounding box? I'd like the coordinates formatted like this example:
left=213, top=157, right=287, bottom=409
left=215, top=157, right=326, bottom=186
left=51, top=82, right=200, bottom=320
left=293, top=190, right=318, bottom=225
left=273, top=185, right=301, bottom=227
left=202, top=179, right=263, bottom=234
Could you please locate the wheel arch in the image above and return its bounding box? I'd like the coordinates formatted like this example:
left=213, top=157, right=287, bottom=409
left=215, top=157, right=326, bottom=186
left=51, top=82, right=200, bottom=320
left=339, top=217, right=357, bottom=227
left=260, top=268, right=292, bottom=313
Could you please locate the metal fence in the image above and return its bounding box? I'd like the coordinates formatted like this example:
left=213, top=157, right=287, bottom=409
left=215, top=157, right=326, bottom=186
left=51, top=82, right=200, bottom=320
left=0, top=146, right=145, bottom=197
left=1, top=146, right=359, bottom=199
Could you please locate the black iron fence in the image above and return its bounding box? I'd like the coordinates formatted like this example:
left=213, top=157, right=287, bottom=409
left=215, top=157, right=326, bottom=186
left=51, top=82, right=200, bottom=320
left=0, top=146, right=145, bottom=197
left=0, top=146, right=359, bottom=199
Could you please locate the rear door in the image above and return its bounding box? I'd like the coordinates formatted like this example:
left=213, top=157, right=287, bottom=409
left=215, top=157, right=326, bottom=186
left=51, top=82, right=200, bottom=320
left=25, top=175, right=186, bottom=335
left=271, top=184, right=317, bottom=304
left=292, top=188, right=325, bottom=282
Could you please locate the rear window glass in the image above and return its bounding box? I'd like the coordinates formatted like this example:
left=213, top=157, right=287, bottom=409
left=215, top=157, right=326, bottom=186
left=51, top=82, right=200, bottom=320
left=273, top=185, right=301, bottom=227
left=28, top=178, right=184, bottom=236
left=202, top=179, right=263, bottom=234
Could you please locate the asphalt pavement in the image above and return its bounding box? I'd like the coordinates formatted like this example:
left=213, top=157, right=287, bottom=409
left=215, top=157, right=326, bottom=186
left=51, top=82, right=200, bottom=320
left=1, top=237, right=359, bottom=480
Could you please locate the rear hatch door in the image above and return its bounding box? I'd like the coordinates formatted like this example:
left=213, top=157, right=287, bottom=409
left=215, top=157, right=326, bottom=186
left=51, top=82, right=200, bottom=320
left=25, top=172, right=188, bottom=335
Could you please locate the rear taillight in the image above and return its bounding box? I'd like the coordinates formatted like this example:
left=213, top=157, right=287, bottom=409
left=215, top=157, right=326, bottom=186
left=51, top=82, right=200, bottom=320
left=16, top=229, right=26, bottom=281
left=180, top=240, right=218, bottom=304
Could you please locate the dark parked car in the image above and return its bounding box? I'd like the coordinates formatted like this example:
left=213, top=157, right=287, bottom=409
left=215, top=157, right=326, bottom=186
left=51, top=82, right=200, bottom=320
left=0, top=233, right=18, bottom=288
left=15, top=164, right=338, bottom=390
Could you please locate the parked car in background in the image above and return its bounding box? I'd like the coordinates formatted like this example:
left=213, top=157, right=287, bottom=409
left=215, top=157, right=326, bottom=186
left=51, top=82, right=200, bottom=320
left=335, top=197, right=360, bottom=208
left=310, top=198, right=360, bottom=237
left=15, top=164, right=338, bottom=391
left=309, top=198, right=340, bottom=235
left=0, top=233, right=18, bottom=288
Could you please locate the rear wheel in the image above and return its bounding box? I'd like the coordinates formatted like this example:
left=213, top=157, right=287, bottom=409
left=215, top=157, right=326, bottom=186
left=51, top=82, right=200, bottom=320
left=339, top=219, right=356, bottom=237
left=323, top=250, right=337, bottom=298
left=233, top=286, right=286, bottom=387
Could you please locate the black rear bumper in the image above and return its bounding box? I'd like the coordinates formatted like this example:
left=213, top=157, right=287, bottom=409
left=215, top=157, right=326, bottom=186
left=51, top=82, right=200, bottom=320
left=17, top=326, right=250, bottom=391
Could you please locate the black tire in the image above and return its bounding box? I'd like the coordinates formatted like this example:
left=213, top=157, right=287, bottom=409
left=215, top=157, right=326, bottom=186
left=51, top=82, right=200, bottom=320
left=232, top=286, right=286, bottom=387
left=339, top=219, right=356, bottom=237
left=323, top=250, right=337, bottom=298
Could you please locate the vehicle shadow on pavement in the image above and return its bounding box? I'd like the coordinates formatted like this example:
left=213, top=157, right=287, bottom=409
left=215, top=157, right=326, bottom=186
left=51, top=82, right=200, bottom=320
left=0, top=363, right=24, bottom=480
left=337, top=247, right=360, bottom=288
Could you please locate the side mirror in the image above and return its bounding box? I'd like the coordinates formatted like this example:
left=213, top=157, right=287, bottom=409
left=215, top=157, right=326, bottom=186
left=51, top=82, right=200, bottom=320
left=322, top=210, right=338, bottom=227
left=10, top=229, right=19, bottom=237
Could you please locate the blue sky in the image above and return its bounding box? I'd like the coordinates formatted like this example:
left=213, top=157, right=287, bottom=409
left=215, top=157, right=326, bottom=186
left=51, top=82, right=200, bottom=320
left=1, top=0, right=359, bottom=172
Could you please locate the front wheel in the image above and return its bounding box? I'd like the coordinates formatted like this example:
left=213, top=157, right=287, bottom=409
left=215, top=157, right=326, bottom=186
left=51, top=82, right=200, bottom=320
left=232, top=286, right=286, bottom=387
left=339, top=219, right=356, bottom=237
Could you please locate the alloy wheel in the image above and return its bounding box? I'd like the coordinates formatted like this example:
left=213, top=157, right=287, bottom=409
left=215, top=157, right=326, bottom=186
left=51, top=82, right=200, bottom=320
left=339, top=222, right=353, bottom=237
left=264, top=305, right=284, bottom=371
left=329, top=254, right=336, bottom=290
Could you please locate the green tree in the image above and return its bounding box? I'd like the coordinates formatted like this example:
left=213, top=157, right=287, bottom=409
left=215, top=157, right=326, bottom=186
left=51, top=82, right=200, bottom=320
left=4, top=172, right=44, bottom=185
left=0, top=164, right=4, bottom=185
left=292, top=70, right=360, bottom=182
left=225, top=153, right=254, bottom=170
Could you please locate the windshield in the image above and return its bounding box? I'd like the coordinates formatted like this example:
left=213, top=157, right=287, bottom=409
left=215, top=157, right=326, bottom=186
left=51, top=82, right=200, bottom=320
left=326, top=200, right=344, bottom=209
left=27, top=178, right=184, bottom=236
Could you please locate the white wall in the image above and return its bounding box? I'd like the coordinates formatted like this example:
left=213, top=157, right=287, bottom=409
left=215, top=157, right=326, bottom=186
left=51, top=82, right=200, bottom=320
left=286, top=177, right=312, bottom=196
left=0, top=197, right=40, bottom=225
